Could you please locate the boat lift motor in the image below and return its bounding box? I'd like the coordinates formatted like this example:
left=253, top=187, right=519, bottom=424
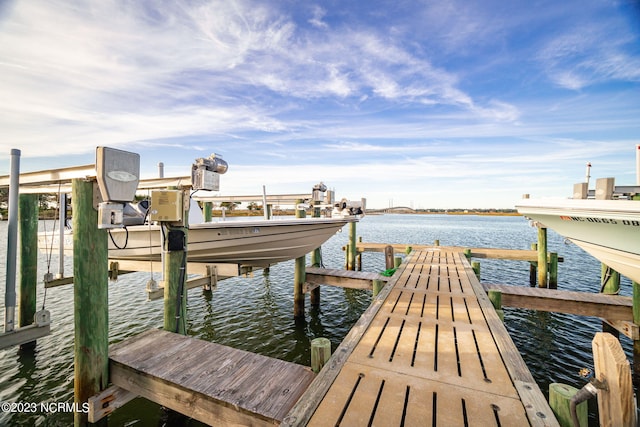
left=312, top=182, right=327, bottom=202
left=96, top=147, right=140, bottom=229
left=191, top=153, right=228, bottom=191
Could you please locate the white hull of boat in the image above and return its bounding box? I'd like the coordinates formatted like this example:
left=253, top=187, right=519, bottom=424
left=516, top=198, right=640, bottom=283
left=39, top=217, right=356, bottom=268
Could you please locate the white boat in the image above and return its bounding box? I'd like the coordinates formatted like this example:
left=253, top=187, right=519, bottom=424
left=516, top=195, right=640, bottom=283
left=39, top=216, right=357, bottom=268
left=112, top=216, right=355, bottom=267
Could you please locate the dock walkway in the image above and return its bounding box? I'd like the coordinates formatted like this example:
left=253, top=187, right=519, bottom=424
left=284, top=249, right=558, bottom=426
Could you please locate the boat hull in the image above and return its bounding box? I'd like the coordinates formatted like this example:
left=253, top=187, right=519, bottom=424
left=39, top=217, right=356, bottom=268
left=516, top=198, right=640, bottom=283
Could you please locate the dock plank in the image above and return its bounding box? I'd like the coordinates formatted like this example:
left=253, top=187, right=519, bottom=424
left=109, top=329, right=315, bottom=426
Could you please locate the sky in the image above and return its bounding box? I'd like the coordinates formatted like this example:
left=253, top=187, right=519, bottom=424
left=0, top=0, right=639, bottom=209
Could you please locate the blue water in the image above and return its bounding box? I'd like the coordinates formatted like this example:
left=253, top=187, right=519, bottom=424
left=0, top=214, right=634, bottom=426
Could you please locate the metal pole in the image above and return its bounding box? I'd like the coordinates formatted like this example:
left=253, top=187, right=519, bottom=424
left=262, top=185, right=269, bottom=220
left=585, top=162, right=592, bottom=188
left=57, top=192, right=66, bottom=278
left=4, top=149, right=20, bottom=332
left=158, top=162, right=164, bottom=178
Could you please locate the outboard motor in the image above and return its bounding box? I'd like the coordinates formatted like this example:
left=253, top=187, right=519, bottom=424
left=332, top=198, right=365, bottom=217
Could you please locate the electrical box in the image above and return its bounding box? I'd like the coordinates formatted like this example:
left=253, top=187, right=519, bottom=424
left=193, top=168, right=220, bottom=191
left=150, top=190, right=183, bottom=222
left=98, top=202, right=125, bottom=228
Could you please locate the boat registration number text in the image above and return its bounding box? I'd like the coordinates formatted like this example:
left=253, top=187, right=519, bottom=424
left=560, top=216, right=640, bottom=226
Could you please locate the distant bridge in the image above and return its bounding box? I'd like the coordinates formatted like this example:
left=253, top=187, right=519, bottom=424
left=366, top=206, right=416, bottom=214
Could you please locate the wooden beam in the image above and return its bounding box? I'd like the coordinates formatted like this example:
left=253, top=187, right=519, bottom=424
left=355, top=242, right=563, bottom=262
left=304, top=267, right=388, bottom=291
left=483, top=284, right=633, bottom=322
left=87, top=385, right=137, bottom=423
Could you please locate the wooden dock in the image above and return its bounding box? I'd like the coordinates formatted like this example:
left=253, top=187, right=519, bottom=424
left=108, top=329, right=315, bottom=426
left=284, top=249, right=558, bottom=426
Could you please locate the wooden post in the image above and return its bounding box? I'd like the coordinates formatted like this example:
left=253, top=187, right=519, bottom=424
left=203, top=201, right=213, bottom=222
left=72, top=179, right=108, bottom=426
left=405, top=246, right=412, bottom=254
left=372, top=279, right=385, bottom=299
left=472, top=261, right=481, bottom=280
left=488, top=289, right=504, bottom=321
left=310, top=201, right=321, bottom=306
left=463, top=248, right=471, bottom=260
left=601, top=264, right=620, bottom=295
left=310, top=337, right=331, bottom=373
left=356, top=236, right=362, bottom=271
left=592, top=332, right=635, bottom=427
left=488, top=290, right=501, bottom=310
left=384, top=245, right=394, bottom=270
left=164, top=190, right=189, bottom=335
left=549, top=252, right=558, bottom=289
left=294, top=200, right=306, bottom=318
left=347, top=221, right=357, bottom=270
left=394, top=256, right=402, bottom=268
left=18, top=194, right=38, bottom=346
left=549, top=383, right=587, bottom=427
left=601, top=264, right=621, bottom=337
left=537, top=227, right=548, bottom=288
left=529, top=243, right=538, bottom=287
left=434, top=239, right=440, bottom=246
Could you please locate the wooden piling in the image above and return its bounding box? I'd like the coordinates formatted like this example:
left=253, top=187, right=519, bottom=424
left=601, top=264, right=620, bottom=295
left=18, top=194, right=38, bottom=344
left=537, top=227, right=548, bottom=288
left=472, top=261, right=481, bottom=280
left=372, top=279, right=385, bottom=299
left=164, top=190, right=189, bottom=335
left=310, top=201, right=321, bottom=306
left=549, top=252, right=558, bottom=289
left=384, top=245, right=394, bottom=270
left=488, top=290, right=501, bottom=310
left=294, top=200, right=306, bottom=318
left=310, top=338, right=331, bottom=373
left=488, top=288, right=504, bottom=321
left=601, top=264, right=621, bottom=337
left=203, top=201, right=213, bottom=222
left=394, top=256, right=402, bottom=268
left=529, top=243, right=538, bottom=286
left=72, top=179, right=108, bottom=426
left=592, top=332, right=635, bottom=427
left=549, top=383, right=587, bottom=427
left=347, top=221, right=357, bottom=270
